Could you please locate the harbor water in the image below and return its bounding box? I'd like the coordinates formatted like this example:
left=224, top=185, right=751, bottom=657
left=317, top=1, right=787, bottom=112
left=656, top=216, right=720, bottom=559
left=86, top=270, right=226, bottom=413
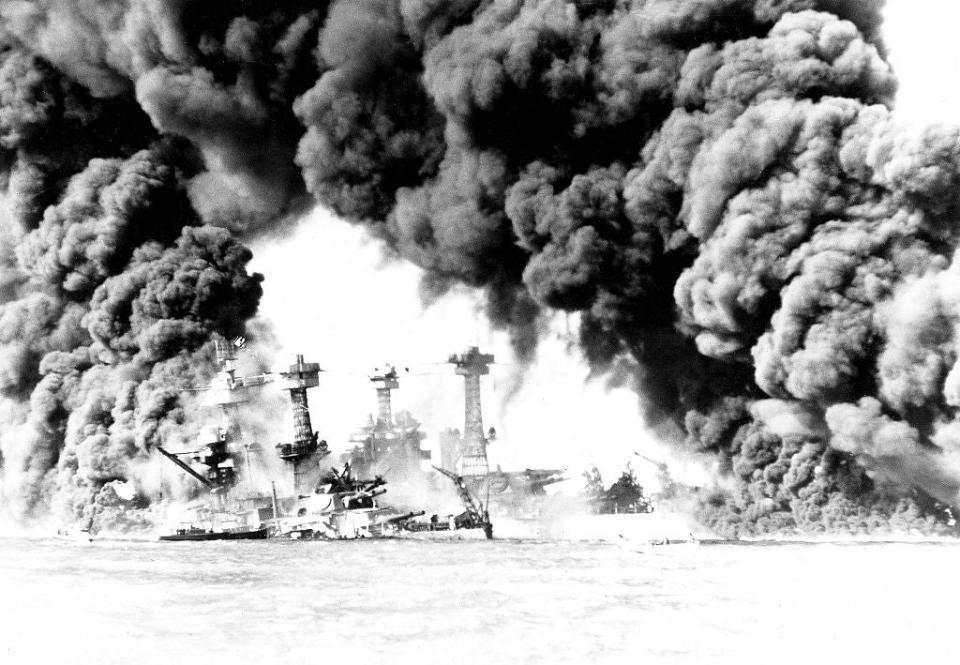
left=1, top=535, right=955, bottom=664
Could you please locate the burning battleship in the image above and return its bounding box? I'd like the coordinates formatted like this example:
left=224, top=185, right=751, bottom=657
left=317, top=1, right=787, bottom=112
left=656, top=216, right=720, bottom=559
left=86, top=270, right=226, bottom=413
left=437, top=347, right=565, bottom=513
left=157, top=339, right=420, bottom=540
left=156, top=338, right=490, bottom=541
left=335, top=345, right=568, bottom=529
left=343, top=364, right=431, bottom=481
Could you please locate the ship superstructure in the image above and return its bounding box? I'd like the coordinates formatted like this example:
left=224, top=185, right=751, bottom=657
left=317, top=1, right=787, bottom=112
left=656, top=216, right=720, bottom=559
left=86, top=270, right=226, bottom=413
left=156, top=337, right=525, bottom=541
left=448, top=347, right=495, bottom=478
left=439, top=347, right=565, bottom=504
left=346, top=365, right=431, bottom=479
left=157, top=341, right=425, bottom=540
left=158, top=342, right=329, bottom=500
left=275, top=354, right=329, bottom=494
left=156, top=337, right=272, bottom=499
left=273, top=463, right=423, bottom=539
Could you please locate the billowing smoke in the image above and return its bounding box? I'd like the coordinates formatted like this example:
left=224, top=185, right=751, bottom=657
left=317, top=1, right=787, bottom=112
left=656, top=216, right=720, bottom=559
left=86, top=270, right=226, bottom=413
left=2, top=0, right=959, bottom=536
left=0, top=143, right=263, bottom=521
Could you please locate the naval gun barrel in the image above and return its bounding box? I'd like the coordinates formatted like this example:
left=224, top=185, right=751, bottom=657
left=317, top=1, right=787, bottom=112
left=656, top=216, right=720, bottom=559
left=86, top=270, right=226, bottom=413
left=156, top=446, right=214, bottom=489
left=346, top=487, right=387, bottom=502
left=381, top=510, right=425, bottom=525
left=361, top=478, right=386, bottom=491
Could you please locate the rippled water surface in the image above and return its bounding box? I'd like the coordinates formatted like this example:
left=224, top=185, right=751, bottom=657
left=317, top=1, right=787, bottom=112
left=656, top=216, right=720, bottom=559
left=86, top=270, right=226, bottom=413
left=2, top=536, right=955, bottom=664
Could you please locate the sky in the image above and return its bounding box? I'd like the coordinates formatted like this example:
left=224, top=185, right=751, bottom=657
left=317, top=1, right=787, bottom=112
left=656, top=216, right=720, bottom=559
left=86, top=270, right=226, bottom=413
left=883, top=1, right=960, bottom=126
left=246, top=0, right=955, bottom=489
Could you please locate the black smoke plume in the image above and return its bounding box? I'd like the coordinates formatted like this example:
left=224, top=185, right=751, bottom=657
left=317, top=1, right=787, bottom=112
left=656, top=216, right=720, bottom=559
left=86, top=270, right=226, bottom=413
left=1, top=0, right=958, bottom=536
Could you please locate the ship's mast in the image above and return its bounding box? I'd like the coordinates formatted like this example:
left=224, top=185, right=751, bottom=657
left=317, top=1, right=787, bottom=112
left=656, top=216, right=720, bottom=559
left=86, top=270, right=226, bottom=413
left=348, top=364, right=430, bottom=477
left=370, top=365, right=399, bottom=430
left=276, top=354, right=329, bottom=494
left=158, top=336, right=272, bottom=500
left=197, top=338, right=273, bottom=489
left=449, top=347, right=494, bottom=478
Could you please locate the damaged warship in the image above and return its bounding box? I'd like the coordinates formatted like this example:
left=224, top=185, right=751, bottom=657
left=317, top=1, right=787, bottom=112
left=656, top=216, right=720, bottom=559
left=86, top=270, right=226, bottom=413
left=336, top=356, right=510, bottom=538
left=345, top=348, right=565, bottom=516
left=157, top=339, right=489, bottom=541
left=436, top=347, right=565, bottom=514
left=157, top=340, right=423, bottom=541
left=328, top=346, right=568, bottom=536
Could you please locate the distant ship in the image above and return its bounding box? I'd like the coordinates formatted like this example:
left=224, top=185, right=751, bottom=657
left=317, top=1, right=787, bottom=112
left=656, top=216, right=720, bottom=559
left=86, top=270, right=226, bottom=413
left=347, top=347, right=565, bottom=517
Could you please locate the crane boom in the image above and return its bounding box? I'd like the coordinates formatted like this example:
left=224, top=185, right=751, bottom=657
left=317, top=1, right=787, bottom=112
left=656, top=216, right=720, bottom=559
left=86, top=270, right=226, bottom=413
left=156, top=446, right=214, bottom=489
left=634, top=452, right=668, bottom=471
left=432, top=466, right=492, bottom=538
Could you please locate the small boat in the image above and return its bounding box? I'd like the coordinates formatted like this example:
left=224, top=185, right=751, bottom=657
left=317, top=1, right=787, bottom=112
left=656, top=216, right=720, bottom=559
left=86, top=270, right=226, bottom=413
left=159, top=526, right=269, bottom=541
left=55, top=527, right=94, bottom=543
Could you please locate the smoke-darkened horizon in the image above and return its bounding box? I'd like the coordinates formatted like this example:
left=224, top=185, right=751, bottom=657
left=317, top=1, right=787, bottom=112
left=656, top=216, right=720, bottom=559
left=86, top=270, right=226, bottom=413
left=1, top=0, right=958, bottom=536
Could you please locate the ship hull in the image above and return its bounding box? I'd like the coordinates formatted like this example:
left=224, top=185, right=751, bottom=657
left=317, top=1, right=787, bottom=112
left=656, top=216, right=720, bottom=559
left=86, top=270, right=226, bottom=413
left=159, top=527, right=269, bottom=541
